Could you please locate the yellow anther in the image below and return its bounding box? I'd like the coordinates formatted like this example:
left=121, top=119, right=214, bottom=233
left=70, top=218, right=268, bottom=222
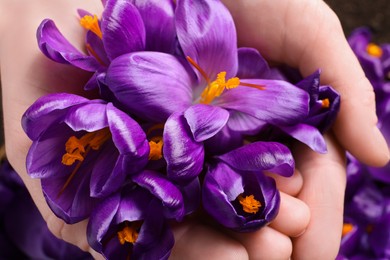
left=342, top=223, right=354, bottom=237
left=80, top=15, right=103, bottom=39
left=118, top=224, right=139, bottom=245
left=237, top=194, right=262, bottom=214
left=321, top=98, right=330, bottom=108
left=62, top=152, right=84, bottom=166
left=366, top=43, right=383, bottom=58
left=61, top=128, right=111, bottom=166
left=200, top=71, right=240, bottom=104
left=148, top=136, right=163, bottom=160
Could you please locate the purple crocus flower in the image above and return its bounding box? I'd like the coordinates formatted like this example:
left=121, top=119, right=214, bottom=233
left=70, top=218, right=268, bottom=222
left=348, top=27, right=390, bottom=115
left=22, top=93, right=149, bottom=223
left=103, top=0, right=310, bottom=183
left=234, top=48, right=341, bottom=154
left=37, top=0, right=176, bottom=90
left=202, top=141, right=294, bottom=232
left=347, top=28, right=390, bottom=184
left=87, top=169, right=196, bottom=260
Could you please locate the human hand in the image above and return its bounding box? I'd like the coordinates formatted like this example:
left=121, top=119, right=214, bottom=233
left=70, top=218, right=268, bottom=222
left=0, top=0, right=310, bottom=259
left=221, top=0, right=389, bottom=259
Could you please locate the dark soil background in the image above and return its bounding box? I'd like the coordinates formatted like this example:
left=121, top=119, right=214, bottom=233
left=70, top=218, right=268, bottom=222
left=0, top=1, right=389, bottom=145
left=326, top=0, right=390, bottom=42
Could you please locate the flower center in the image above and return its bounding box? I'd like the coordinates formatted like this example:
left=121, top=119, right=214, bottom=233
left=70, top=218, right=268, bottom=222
left=366, top=43, right=383, bottom=58
left=321, top=98, right=330, bottom=108
left=62, top=128, right=111, bottom=165
left=148, top=136, right=163, bottom=160
left=58, top=128, right=111, bottom=197
left=237, top=194, right=262, bottom=214
left=80, top=14, right=103, bottom=39
left=186, top=56, right=265, bottom=104
left=342, top=223, right=353, bottom=237
left=117, top=221, right=140, bottom=245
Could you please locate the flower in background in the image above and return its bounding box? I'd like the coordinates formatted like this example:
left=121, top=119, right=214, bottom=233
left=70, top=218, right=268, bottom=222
left=0, top=160, right=92, bottom=259
left=37, top=0, right=177, bottom=90
left=348, top=28, right=390, bottom=184
left=202, top=142, right=294, bottom=232
left=22, top=93, right=149, bottom=223
left=348, top=28, right=390, bottom=117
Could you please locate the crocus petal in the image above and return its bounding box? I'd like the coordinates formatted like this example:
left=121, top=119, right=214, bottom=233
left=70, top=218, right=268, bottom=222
left=22, top=93, right=93, bottom=140
left=89, top=104, right=149, bottom=196
left=26, top=124, right=75, bottom=179
left=106, top=103, right=149, bottom=161
left=102, top=0, right=145, bottom=60
left=367, top=163, right=390, bottom=184
left=132, top=170, right=184, bottom=221
left=114, top=188, right=151, bottom=226
left=296, top=70, right=320, bottom=97
left=348, top=28, right=384, bottom=80
left=216, top=79, right=309, bottom=126
left=37, top=19, right=101, bottom=71
left=105, top=52, right=193, bottom=122
left=163, top=113, right=204, bottom=184
left=131, top=0, right=176, bottom=53
left=132, top=202, right=174, bottom=260
left=180, top=178, right=201, bottom=215
left=279, top=124, right=327, bottom=153
left=42, top=166, right=99, bottom=224
left=64, top=102, right=108, bottom=132
left=86, top=31, right=109, bottom=66
left=175, top=0, right=238, bottom=80
left=310, top=87, right=341, bottom=132
left=87, top=193, right=121, bottom=252
left=227, top=111, right=267, bottom=134
left=218, top=141, right=295, bottom=177
left=184, top=104, right=229, bottom=142
left=205, top=124, right=244, bottom=155
left=89, top=141, right=122, bottom=198
left=236, top=47, right=271, bottom=79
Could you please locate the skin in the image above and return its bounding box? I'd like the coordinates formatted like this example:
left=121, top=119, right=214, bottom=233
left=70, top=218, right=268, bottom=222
left=0, top=0, right=388, bottom=259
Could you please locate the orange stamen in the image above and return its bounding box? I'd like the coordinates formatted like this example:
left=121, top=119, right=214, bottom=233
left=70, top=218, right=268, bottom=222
left=240, top=81, right=266, bottom=90
left=117, top=222, right=139, bottom=245
left=148, top=136, right=163, bottom=160
left=80, top=15, right=103, bottom=39
left=237, top=194, right=262, bottom=214
left=186, top=56, right=265, bottom=104
left=342, top=223, right=354, bottom=237
left=321, top=98, right=330, bottom=108
left=86, top=44, right=106, bottom=66
left=58, top=128, right=111, bottom=197
left=366, top=43, right=383, bottom=58
left=186, top=56, right=211, bottom=85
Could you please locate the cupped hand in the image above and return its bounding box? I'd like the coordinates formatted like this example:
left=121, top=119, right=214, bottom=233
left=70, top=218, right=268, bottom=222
left=221, top=0, right=389, bottom=259
left=0, top=0, right=310, bottom=259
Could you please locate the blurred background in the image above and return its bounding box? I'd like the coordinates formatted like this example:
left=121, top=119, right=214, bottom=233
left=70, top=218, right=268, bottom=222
left=0, top=0, right=389, bottom=145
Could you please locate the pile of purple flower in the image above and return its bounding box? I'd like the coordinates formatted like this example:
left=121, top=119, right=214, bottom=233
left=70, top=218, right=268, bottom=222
left=337, top=28, right=390, bottom=260
left=21, top=0, right=339, bottom=259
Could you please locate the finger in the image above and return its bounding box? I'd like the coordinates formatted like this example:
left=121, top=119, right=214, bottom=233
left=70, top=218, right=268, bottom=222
left=171, top=221, right=248, bottom=260
left=265, top=169, right=303, bottom=196
left=269, top=192, right=310, bottom=237
left=292, top=133, right=346, bottom=260
left=221, top=0, right=389, bottom=166
left=294, top=2, right=388, bottom=167
left=229, top=226, right=292, bottom=260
